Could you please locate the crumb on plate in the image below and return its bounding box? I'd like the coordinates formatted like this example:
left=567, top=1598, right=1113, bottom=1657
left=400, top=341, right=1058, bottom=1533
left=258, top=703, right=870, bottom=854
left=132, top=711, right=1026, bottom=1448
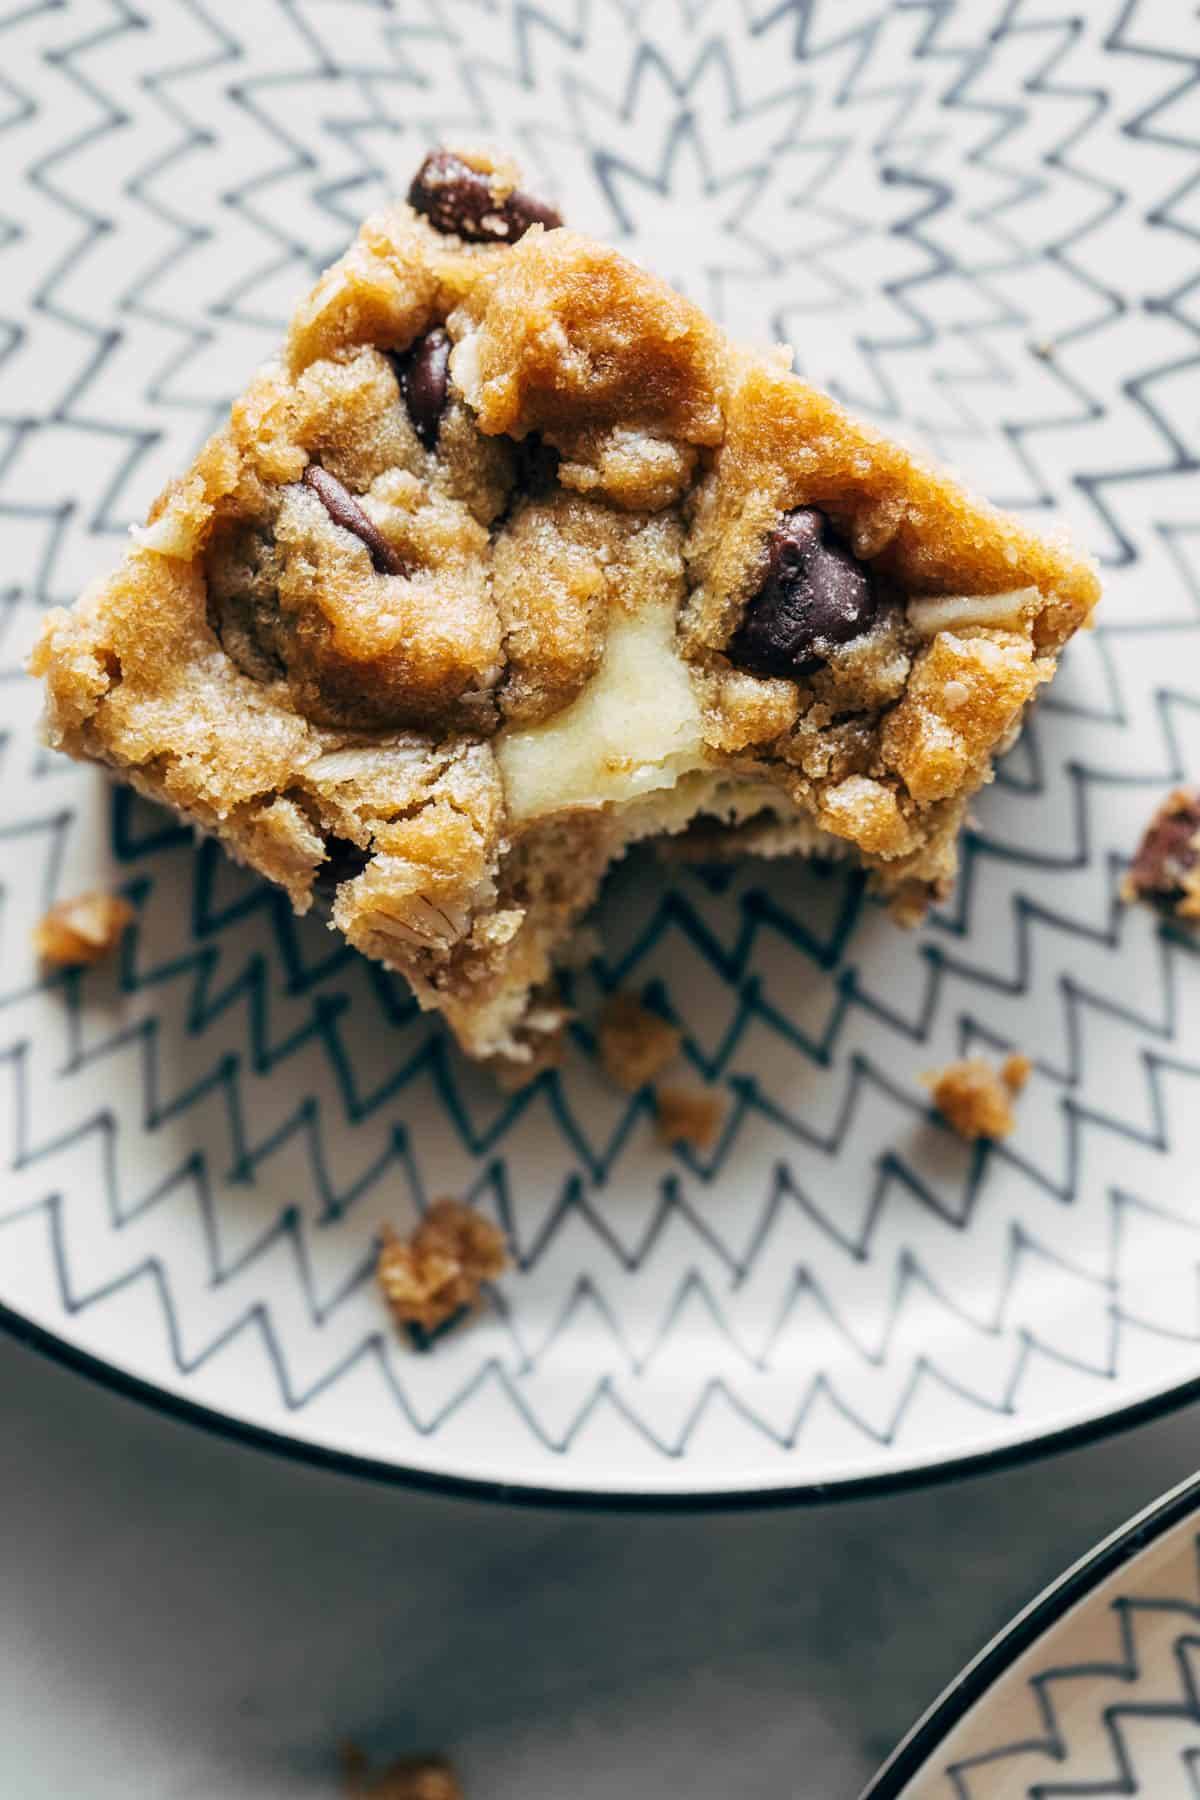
left=343, top=1745, right=463, bottom=1800
left=654, top=1083, right=723, bottom=1151
left=1000, top=1051, right=1032, bottom=1093
left=377, top=1198, right=508, bottom=1334
left=923, top=1053, right=1030, bottom=1142
left=1122, top=787, right=1200, bottom=920
left=33, top=891, right=134, bottom=967
left=597, top=991, right=682, bottom=1091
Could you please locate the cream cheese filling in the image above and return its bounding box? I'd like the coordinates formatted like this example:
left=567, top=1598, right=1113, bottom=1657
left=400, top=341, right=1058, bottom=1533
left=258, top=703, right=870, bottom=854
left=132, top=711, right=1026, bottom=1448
left=493, top=596, right=854, bottom=869
left=495, top=594, right=708, bottom=824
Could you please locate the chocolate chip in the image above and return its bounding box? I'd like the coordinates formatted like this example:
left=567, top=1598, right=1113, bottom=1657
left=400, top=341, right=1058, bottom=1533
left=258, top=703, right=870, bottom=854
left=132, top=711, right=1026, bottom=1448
left=1127, top=789, right=1200, bottom=913
left=205, top=520, right=288, bottom=685
left=313, top=835, right=371, bottom=900
left=512, top=432, right=560, bottom=497
left=301, top=464, right=406, bottom=576
left=407, top=149, right=561, bottom=244
left=393, top=328, right=450, bottom=450
left=727, top=507, right=877, bottom=680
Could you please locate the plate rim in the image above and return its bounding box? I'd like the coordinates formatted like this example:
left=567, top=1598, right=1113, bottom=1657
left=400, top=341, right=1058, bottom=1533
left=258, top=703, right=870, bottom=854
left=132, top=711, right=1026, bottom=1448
left=859, top=1461, right=1200, bottom=1798
left=4, top=1, right=1194, bottom=1513
left=7, top=1291, right=1200, bottom=1511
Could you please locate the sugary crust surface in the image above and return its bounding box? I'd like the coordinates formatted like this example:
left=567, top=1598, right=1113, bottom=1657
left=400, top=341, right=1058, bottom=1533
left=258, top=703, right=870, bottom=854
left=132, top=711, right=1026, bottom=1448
left=32, top=148, right=1101, bottom=1065
left=683, top=363, right=1098, bottom=661
left=448, top=226, right=726, bottom=453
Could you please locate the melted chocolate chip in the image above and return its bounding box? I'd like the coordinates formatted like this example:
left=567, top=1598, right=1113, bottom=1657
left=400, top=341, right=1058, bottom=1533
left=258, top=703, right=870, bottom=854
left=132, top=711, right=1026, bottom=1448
left=512, top=432, right=560, bottom=497
left=205, top=520, right=288, bottom=685
left=313, top=835, right=371, bottom=900
left=393, top=328, right=451, bottom=449
left=407, top=149, right=561, bottom=244
left=206, top=582, right=286, bottom=685
left=301, top=465, right=406, bottom=576
left=727, top=507, right=877, bottom=680
left=1127, top=790, right=1200, bottom=912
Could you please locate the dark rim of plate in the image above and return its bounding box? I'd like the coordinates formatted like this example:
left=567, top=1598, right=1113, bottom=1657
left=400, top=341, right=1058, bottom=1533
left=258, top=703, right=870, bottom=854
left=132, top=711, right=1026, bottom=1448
left=3, top=1294, right=1200, bottom=1511
left=861, top=1464, right=1200, bottom=1798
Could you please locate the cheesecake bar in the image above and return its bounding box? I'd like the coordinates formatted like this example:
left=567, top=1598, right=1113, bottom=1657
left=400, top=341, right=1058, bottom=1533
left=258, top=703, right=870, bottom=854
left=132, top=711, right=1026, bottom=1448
left=32, top=149, right=1101, bottom=1070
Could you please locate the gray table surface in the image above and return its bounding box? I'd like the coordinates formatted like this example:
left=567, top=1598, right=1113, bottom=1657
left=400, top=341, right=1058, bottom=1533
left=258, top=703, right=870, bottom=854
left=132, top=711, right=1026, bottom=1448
left=5, top=1335, right=1200, bottom=1799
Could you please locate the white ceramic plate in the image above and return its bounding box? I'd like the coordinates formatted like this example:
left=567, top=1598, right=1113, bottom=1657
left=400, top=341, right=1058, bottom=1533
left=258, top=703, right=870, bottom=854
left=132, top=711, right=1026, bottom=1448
left=3, top=0, right=1199, bottom=1501
left=864, top=1469, right=1200, bottom=1797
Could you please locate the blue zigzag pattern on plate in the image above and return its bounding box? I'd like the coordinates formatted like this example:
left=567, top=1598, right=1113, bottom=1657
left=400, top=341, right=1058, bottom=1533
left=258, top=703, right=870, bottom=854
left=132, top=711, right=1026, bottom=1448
left=0, top=0, right=1198, bottom=1489
left=937, top=1535, right=1200, bottom=1797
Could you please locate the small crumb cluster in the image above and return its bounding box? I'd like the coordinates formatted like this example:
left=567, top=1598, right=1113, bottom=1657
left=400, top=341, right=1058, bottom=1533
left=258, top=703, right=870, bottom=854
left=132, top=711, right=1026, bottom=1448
left=376, top=1198, right=508, bottom=1333
left=923, top=1052, right=1031, bottom=1143
left=597, top=991, right=681, bottom=1090
left=655, top=1085, right=725, bottom=1151
left=1123, top=787, right=1200, bottom=920
left=597, top=990, right=723, bottom=1149
left=33, top=891, right=133, bottom=967
left=343, top=1746, right=463, bottom=1800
